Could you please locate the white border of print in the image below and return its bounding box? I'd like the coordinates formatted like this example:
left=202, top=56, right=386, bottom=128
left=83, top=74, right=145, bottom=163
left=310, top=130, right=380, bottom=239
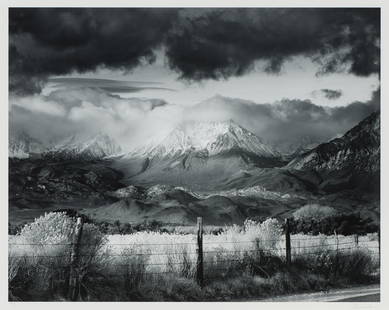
left=0, top=1, right=387, bottom=310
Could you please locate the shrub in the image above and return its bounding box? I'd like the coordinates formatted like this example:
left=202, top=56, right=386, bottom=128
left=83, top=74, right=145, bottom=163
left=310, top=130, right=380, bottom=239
left=293, top=248, right=377, bottom=283
left=137, top=275, right=203, bottom=301
left=203, top=243, right=284, bottom=284
left=19, top=212, right=74, bottom=245
left=166, top=246, right=195, bottom=278
left=76, top=223, right=108, bottom=299
left=120, top=248, right=150, bottom=299
left=245, top=218, right=283, bottom=249
left=204, top=249, right=249, bottom=282
left=293, top=204, right=337, bottom=220
left=10, top=212, right=107, bottom=300
left=8, top=255, right=24, bottom=301
left=289, top=213, right=379, bottom=235
left=221, top=218, right=283, bottom=250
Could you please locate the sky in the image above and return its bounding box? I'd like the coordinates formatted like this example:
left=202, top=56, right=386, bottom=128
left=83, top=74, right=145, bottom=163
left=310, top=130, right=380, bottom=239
left=9, top=8, right=381, bottom=152
left=43, top=52, right=379, bottom=108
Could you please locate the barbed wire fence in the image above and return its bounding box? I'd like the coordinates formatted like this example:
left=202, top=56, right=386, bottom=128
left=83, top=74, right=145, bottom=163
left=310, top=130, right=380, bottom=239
left=8, top=217, right=380, bottom=300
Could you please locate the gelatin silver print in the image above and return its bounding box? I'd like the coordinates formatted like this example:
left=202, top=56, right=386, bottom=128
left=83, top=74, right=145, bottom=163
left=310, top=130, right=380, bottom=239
left=8, top=7, right=380, bottom=301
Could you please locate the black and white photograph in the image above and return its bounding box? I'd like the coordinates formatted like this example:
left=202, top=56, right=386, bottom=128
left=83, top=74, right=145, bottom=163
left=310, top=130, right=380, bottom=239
left=6, top=4, right=382, bottom=302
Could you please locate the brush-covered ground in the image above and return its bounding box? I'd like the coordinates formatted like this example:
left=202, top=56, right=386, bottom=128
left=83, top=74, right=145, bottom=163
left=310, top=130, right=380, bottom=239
left=8, top=213, right=380, bottom=301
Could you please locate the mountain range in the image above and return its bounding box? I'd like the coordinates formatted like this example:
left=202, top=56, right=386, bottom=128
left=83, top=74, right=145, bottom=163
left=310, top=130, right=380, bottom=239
left=7, top=119, right=317, bottom=161
left=44, top=132, right=122, bottom=160
left=9, top=132, right=122, bottom=160
left=9, top=111, right=380, bottom=226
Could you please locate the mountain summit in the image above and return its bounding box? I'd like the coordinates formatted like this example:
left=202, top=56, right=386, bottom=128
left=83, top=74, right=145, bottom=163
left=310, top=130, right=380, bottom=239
left=129, top=120, right=281, bottom=159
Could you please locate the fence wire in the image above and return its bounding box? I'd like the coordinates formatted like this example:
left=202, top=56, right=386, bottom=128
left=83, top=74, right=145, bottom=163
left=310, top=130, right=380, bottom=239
left=9, top=237, right=380, bottom=259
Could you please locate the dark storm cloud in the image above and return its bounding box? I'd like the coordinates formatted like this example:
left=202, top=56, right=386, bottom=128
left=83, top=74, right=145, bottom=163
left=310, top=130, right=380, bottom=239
left=320, top=89, right=343, bottom=100
left=165, top=8, right=380, bottom=81
left=9, top=8, right=179, bottom=94
left=9, top=8, right=379, bottom=94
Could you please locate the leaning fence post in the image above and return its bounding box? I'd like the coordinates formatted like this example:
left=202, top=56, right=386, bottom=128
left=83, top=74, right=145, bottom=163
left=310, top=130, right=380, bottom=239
left=196, top=217, right=204, bottom=288
left=285, top=218, right=291, bottom=265
left=68, top=217, right=84, bottom=301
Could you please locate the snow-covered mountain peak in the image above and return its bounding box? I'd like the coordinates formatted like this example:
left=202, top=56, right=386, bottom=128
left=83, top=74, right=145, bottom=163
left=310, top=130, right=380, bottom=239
left=9, top=130, right=46, bottom=158
left=46, top=132, right=122, bottom=160
left=128, top=120, right=280, bottom=159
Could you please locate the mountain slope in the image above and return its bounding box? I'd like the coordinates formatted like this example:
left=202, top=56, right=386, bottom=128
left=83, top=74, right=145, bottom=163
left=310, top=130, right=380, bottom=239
left=287, top=111, right=380, bottom=173
left=45, top=132, right=122, bottom=160
left=117, top=120, right=284, bottom=189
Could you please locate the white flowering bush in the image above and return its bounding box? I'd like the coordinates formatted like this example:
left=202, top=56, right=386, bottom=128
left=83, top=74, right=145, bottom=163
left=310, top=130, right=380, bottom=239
left=19, top=212, right=74, bottom=245
left=293, top=204, right=337, bottom=220
left=11, top=212, right=107, bottom=299
left=243, top=218, right=283, bottom=249
left=14, top=212, right=75, bottom=262
left=18, top=212, right=106, bottom=250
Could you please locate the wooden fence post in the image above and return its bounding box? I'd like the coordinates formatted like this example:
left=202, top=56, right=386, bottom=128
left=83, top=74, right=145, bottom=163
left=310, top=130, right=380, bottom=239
left=354, top=233, right=359, bottom=247
left=334, top=229, right=339, bottom=278
left=378, top=228, right=381, bottom=263
left=68, top=217, right=84, bottom=301
left=196, top=217, right=204, bottom=288
left=285, top=218, right=291, bottom=265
